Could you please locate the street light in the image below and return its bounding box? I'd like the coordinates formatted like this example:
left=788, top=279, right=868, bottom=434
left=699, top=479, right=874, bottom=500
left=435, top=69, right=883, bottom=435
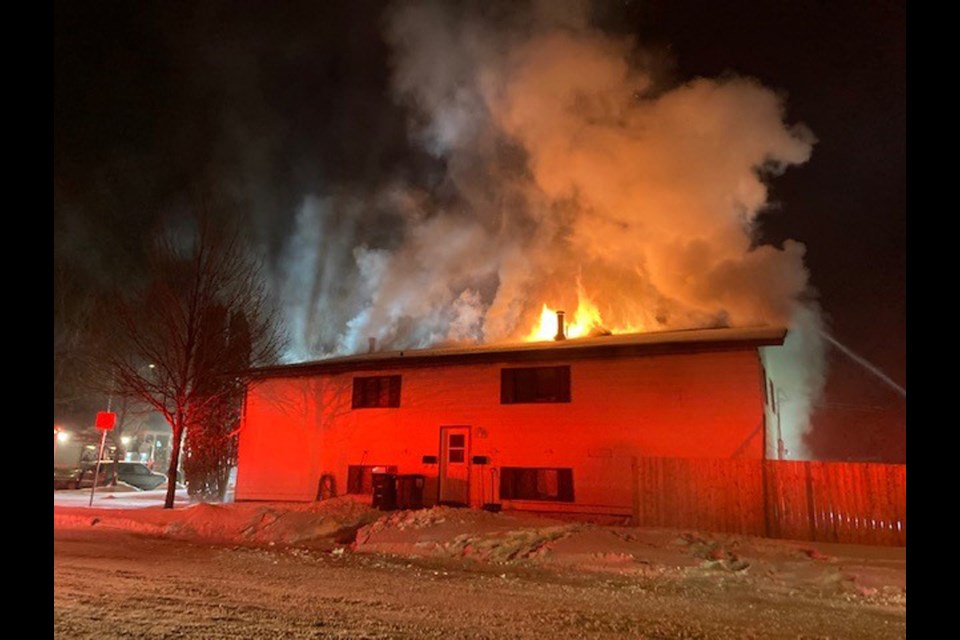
left=54, top=426, right=70, bottom=456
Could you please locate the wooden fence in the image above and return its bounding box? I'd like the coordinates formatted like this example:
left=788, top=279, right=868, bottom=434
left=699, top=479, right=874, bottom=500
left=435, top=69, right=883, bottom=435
left=630, top=457, right=906, bottom=546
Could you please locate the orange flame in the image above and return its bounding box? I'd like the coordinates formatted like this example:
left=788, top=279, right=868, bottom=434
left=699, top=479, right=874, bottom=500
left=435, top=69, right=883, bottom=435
left=525, top=291, right=607, bottom=341
left=524, top=287, right=648, bottom=342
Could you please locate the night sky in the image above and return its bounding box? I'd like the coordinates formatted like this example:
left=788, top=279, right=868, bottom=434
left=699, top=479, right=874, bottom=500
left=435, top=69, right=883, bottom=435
left=54, top=1, right=905, bottom=460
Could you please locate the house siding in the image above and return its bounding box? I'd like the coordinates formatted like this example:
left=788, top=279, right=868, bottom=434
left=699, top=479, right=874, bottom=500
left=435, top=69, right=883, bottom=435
left=235, top=348, right=766, bottom=514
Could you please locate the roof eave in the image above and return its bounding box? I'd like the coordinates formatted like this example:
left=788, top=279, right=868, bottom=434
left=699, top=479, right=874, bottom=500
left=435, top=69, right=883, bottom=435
left=248, top=326, right=788, bottom=380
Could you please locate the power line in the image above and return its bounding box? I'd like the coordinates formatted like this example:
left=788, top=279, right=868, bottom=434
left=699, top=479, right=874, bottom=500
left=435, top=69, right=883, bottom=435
left=820, top=331, right=906, bottom=398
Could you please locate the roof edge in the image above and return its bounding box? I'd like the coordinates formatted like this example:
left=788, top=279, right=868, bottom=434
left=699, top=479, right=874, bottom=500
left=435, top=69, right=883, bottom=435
left=249, top=326, right=788, bottom=379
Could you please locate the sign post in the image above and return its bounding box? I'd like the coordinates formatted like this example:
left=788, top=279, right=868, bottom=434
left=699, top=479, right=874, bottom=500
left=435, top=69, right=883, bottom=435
left=88, top=411, right=117, bottom=507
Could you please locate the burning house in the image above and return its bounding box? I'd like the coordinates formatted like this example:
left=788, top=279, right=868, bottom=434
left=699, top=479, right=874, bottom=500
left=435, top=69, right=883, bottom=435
left=235, top=320, right=786, bottom=517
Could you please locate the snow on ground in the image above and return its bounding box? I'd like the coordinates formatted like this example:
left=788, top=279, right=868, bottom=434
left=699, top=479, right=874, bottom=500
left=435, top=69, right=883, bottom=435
left=353, top=506, right=906, bottom=605
left=54, top=493, right=380, bottom=547
left=55, top=529, right=906, bottom=639
left=53, top=495, right=905, bottom=607
left=54, top=484, right=191, bottom=509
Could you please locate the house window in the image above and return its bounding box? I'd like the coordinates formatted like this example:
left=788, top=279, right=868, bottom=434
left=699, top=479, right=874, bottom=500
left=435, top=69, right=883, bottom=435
left=499, top=467, right=574, bottom=502
left=352, top=375, right=402, bottom=409
left=500, top=366, right=571, bottom=404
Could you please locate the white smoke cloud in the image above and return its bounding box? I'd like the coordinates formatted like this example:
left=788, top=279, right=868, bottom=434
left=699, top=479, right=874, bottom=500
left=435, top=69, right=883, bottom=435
left=762, top=304, right=828, bottom=459
left=275, top=0, right=826, bottom=454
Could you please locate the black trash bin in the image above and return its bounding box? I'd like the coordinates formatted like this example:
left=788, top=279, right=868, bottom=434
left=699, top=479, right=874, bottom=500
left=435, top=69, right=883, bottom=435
left=372, top=472, right=397, bottom=510
left=395, top=474, right=426, bottom=510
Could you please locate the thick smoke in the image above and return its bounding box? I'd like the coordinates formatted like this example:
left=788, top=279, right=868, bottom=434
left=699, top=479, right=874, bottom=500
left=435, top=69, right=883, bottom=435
left=276, top=0, right=825, bottom=454
left=762, top=303, right=827, bottom=459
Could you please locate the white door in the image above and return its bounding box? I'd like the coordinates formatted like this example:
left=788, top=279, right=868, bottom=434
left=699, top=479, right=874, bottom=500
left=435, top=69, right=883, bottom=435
left=438, top=426, right=470, bottom=506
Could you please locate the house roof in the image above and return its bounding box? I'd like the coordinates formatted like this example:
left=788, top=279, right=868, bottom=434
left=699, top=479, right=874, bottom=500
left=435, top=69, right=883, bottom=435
left=251, top=325, right=787, bottom=379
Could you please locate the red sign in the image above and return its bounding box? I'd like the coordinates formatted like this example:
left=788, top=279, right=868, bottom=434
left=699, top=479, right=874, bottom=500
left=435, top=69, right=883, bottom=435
left=95, top=411, right=117, bottom=430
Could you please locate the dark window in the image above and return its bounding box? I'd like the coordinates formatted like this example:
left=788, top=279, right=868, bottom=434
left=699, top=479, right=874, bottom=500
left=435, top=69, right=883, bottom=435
left=499, top=467, right=574, bottom=502
left=352, top=375, right=402, bottom=409
left=447, top=433, right=466, bottom=463
left=500, top=366, right=571, bottom=404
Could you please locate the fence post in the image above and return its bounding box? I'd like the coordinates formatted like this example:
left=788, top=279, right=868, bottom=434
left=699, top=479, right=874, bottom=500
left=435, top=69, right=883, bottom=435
left=804, top=462, right=818, bottom=542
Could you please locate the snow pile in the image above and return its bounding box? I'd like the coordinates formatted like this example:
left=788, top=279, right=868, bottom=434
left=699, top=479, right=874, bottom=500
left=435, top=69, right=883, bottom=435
left=54, top=495, right=381, bottom=549
left=675, top=531, right=752, bottom=572
left=355, top=507, right=663, bottom=568
left=227, top=495, right=383, bottom=546
left=352, top=507, right=906, bottom=605
left=354, top=506, right=583, bottom=562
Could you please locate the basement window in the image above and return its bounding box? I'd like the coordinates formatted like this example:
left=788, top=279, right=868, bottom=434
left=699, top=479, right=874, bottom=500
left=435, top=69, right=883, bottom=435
left=352, top=375, right=402, bottom=409
left=500, top=366, right=571, bottom=404
left=499, top=467, right=574, bottom=502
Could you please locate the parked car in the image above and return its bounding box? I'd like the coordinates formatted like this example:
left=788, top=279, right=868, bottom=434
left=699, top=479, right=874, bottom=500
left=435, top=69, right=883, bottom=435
left=54, top=467, right=83, bottom=490
left=78, top=461, right=169, bottom=491
left=55, top=465, right=108, bottom=490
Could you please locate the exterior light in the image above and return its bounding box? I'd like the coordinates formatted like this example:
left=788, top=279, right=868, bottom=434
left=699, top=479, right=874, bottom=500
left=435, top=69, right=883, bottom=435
left=57, top=431, right=70, bottom=444
left=121, top=436, right=132, bottom=446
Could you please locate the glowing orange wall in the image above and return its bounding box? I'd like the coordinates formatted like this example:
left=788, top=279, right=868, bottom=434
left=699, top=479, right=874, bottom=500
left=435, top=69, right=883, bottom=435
left=235, top=349, right=766, bottom=514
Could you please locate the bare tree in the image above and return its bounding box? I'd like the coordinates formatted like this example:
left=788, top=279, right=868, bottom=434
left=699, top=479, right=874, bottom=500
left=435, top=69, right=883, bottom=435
left=183, top=306, right=251, bottom=501
left=94, top=204, right=284, bottom=508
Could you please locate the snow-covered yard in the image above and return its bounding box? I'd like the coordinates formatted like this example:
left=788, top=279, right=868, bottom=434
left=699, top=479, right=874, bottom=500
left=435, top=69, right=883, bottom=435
left=54, top=485, right=191, bottom=509
left=54, top=494, right=906, bottom=637
left=54, top=493, right=905, bottom=602
left=55, top=529, right=906, bottom=639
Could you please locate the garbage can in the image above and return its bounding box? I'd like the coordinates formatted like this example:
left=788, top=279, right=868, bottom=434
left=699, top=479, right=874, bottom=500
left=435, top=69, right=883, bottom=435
left=395, top=474, right=426, bottom=510
left=372, top=472, right=397, bottom=510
